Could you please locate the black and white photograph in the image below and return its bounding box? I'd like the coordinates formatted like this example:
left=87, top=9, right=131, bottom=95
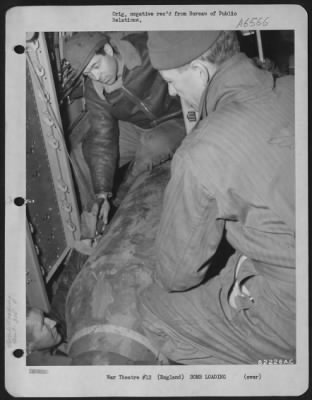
left=5, top=4, right=308, bottom=397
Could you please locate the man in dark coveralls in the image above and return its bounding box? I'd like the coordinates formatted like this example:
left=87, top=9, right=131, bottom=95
left=140, top=31, right=295, bottom=364
left=63, top=32, right=185, bottom=234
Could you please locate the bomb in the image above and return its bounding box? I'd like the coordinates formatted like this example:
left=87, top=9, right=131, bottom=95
left=66, top=162, right=171, bottom=365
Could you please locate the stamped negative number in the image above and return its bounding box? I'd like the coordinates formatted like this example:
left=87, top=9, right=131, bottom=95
left=236, top=17, right=270, bottom=29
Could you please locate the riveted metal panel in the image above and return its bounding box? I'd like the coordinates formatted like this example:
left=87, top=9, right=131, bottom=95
left=26, top=63, right=67, bottom=278
left=26, top=33, right=80, bottom=286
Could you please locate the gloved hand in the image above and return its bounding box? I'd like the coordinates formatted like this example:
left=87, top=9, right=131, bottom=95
left=93, top=192, right=112, bottom=234
left=80, top=192, right=112, bottom=239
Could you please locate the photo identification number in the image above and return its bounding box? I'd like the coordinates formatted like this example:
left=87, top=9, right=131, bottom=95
left=235, top=17, right=270, bottom=29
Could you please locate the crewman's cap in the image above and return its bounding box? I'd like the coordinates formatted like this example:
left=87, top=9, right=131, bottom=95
left=147, top=31, right=222, bottom=70
left=63, top=32, right=109, bottom=77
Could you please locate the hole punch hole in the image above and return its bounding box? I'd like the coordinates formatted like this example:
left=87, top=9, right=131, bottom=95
left=14, top=197, right=25, bottom=206
left=13, top=349, right=24, bottom=358
left=14, top=45, right=25, bottom=54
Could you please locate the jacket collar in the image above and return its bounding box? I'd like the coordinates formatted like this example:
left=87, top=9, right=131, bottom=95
left=198, top=52, right=274, bottom=118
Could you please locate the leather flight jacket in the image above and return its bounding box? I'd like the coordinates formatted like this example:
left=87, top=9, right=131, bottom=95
left=82, top=32, right=182, bottom=195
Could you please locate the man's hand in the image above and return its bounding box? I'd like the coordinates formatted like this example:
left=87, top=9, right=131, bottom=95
left=81, top=192, right=112, bottom=240
left=94, top=192, right=112, bottom=234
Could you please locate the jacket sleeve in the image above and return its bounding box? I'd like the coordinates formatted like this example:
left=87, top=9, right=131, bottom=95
left=155, top=150, right=225, bottom=292
left=82, top=78, right=119, bottom=195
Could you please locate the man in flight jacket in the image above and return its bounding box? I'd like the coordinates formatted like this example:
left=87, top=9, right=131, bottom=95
left=64, top=32, right=185, bottom=232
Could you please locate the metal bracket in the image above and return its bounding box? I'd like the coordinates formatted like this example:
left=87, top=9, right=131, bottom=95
left=26, top=33, right=80, bottom=250
left=26, top=33, right=81, bottom=297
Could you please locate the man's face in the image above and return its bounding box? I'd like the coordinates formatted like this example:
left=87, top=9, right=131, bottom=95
left=160, top=66, right=205, bottom=111
left=84, top=53, right=118, bottom=85
left=28, top=309, right=62, bottom=351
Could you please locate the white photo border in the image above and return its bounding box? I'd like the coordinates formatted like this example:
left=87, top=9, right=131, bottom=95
left=5, top=4, right=309, bottom=397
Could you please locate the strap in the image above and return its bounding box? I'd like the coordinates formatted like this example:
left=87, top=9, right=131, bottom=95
left=229, top=255, right=248, bottom=309
left=235, top=255, right=248, bottom=279
left=67, top=323, right=168, bottom=365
